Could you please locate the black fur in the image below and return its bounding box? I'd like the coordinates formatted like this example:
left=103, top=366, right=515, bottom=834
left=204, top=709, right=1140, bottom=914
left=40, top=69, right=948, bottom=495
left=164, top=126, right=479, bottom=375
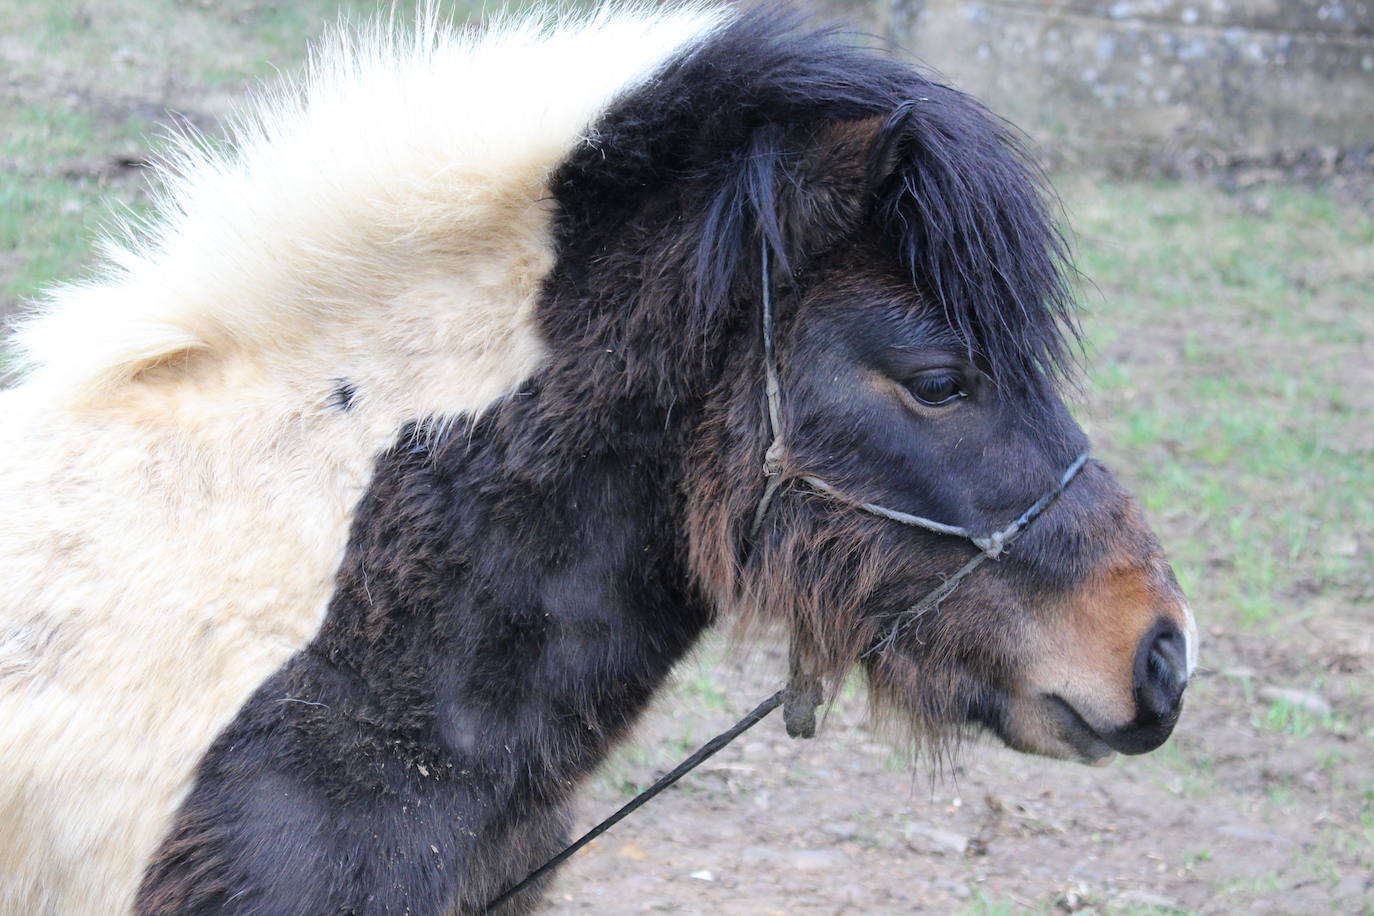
left=137, top=11, right=1113, bottom=915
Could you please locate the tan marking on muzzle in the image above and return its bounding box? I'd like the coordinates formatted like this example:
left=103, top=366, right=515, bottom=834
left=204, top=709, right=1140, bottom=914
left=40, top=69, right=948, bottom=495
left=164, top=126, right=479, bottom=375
left=1024, top=550, right=1192, bottom=737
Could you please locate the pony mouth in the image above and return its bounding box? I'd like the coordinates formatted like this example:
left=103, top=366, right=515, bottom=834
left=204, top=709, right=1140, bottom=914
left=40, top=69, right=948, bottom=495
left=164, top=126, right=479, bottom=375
left=966, top=689, right=1117, bottom=766
left=1042, top=694, right=1120, bottom=765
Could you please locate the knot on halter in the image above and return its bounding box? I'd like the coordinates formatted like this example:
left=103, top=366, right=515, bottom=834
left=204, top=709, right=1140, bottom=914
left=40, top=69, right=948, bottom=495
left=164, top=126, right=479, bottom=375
left=762, top=440, right=785, bottom=478
left=972, top=530, right=1007, bottom=558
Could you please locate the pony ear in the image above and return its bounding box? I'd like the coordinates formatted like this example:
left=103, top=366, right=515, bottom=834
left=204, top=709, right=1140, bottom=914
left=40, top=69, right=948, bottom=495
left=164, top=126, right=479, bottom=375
left=11, top=295, right=216, bottom=402
left=813, top=115, right=892, bottom=194
left=864, top=102, right=920, bottom=194
left=771, top=115, right=889, bottom=266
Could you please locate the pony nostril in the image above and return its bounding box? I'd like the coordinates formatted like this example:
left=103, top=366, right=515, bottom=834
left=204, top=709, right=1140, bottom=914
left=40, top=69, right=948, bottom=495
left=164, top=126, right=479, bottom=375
left=1134, top=618, right=1188, bottom=723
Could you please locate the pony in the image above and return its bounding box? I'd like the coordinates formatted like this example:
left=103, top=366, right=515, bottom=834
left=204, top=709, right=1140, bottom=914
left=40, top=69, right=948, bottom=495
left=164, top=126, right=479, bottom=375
left=0, top=5, right=1197, bottom=914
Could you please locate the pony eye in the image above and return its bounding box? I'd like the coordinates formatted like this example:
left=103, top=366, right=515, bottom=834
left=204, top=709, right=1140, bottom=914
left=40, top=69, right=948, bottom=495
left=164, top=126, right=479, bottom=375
left=908, top=373, right=965, bottom=406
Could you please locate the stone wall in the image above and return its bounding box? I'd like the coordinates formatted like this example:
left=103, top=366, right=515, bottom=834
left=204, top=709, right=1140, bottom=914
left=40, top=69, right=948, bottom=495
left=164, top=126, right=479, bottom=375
left=872, top=0, right=1374, bottom=166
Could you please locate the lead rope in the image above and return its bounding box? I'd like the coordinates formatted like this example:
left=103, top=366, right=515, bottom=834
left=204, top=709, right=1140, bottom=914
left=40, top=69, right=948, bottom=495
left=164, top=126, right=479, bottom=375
left=478, top=239, right=1089, bottom=913
left=477, top=692, right=784, bottom=914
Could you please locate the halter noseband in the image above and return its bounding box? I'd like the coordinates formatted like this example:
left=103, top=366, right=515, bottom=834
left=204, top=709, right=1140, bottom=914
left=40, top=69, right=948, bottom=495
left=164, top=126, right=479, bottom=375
left=747, top=241, right=1090, bottom=676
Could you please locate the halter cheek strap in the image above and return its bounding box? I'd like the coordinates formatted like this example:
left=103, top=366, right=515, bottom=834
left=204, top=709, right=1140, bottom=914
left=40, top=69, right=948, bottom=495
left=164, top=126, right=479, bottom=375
left=747, top=240, right=1090, bottom=716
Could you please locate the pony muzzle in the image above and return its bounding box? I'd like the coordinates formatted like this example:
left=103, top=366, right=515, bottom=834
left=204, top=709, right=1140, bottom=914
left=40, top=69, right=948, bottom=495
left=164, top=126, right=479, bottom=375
left=1001, top=568, right=1197, bottom=765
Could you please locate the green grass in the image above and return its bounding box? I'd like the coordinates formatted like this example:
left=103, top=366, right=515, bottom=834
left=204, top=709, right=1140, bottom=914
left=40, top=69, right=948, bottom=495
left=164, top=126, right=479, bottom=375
left=1253, top=696, right=1349, bottom=738
left=959, top=891, right=1029, bottom=915
left=678, top=653, right=731, bottom=711
left=0, top=100, right=151, bottom=303
left=10, top=1, right=434, bottom=86
left=1135, top=724, right=1217, bottom=798
left=0, top=0, right=459, bottom=312
left=1182, top=848, right=1213, bottom=869
left=1066, top=178, right=1374, bottom=630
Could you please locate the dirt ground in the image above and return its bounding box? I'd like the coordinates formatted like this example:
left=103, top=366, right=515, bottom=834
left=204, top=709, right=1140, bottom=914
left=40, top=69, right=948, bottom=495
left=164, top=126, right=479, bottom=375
left=532, top=616, right=1372, bottom=916
left=3, top=4, right=1371, bottom=915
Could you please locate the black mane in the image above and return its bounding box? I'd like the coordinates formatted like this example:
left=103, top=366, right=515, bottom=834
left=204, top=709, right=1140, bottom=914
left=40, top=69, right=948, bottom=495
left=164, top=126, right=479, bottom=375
left=552, top=7, right=1078, bottom=395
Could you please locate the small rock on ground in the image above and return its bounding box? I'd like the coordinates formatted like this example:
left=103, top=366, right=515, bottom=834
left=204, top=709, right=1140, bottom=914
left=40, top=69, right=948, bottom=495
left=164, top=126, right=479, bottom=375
left=788, top=849, right=847, bottom=871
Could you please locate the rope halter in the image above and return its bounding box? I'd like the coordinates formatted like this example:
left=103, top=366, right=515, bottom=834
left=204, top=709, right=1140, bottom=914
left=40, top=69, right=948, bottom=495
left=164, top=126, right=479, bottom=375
left=745, top=240, right=1090, bottom=671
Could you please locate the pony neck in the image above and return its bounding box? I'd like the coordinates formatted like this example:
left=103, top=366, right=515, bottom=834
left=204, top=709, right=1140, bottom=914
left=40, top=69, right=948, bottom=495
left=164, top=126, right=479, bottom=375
left=300, top=372, right=716, bottom=810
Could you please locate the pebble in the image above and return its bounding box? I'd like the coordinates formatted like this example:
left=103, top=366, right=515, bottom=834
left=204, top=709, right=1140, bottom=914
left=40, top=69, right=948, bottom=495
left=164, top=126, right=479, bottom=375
left=624, top=875, right=666, bottom=892
left=907, top=825, right=970, bottom=856
left=617, top=842, right=648, bottom=861
left=1256, top=686, right=1332, bottom=717
left=742, top=740, right=770, bottom=760
left=788, top=848, right=847, bottom=871
left=836, top=882, right=867, bottom=905
left=740, top=845, right=782, bottom=864
left=1113, top=888, right=1179, bottom=909
left=1334, top=873, right=1371, bottom=899
left=932, top=878, right=972, bottom=900
left=822, top=821, right=858, bottom=840
left=1217, top=823, right=1295, bottom=846
left=688, top=869, right=714, bottom=882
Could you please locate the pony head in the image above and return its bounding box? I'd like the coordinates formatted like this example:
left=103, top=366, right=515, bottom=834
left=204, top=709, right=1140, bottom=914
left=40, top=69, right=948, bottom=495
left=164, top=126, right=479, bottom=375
left=535, top=14, right=1200, bottom=763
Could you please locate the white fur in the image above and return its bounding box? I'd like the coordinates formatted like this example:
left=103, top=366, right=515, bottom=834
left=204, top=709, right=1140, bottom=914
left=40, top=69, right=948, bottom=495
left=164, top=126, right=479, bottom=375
left=1181, top=601, right=1199, bottom=677
left=0, top=7, right=725, bottom=913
